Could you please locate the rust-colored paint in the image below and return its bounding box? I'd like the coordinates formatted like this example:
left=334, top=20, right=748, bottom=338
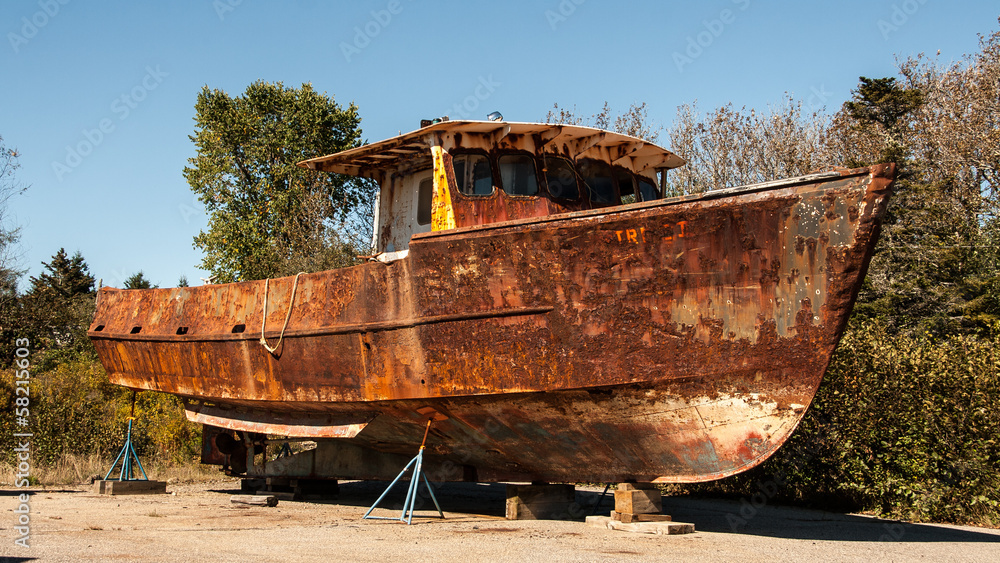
left=89, top=164, right=894, bottom=483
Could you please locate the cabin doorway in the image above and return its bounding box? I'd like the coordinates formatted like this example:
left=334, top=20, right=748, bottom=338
left=378, top=170, right=433, bottom=260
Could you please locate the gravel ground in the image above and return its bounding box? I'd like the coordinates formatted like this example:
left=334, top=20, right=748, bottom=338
left=2, top=479, right=998, bottom=562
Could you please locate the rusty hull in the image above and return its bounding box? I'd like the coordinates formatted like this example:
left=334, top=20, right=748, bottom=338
left=89, top=164, right=894, bottom=483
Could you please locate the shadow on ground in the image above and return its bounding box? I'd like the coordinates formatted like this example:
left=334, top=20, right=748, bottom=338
left=206, top=480, right=1000, bottom=543
left=661, top=495, right=1000, bottom=543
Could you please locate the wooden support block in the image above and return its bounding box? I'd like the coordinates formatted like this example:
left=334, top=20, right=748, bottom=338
left=94, top=480, right=167, bottom=496
left=611, top=511, right=672, bottom=523
left=231, top=494, right=278, bottom=507
left=617, top=482, right=659, bottom=491
left=505, top=484, right=576, bottom=520
left=587, top=515, right=695, bottom=535
left=614, top=488, right=662, bottom=514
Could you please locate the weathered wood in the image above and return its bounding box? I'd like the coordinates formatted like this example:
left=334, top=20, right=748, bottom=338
left=614, top=488, right=662, bottom=514
left=93, top=480, right=167, bottom=496
left=611, top=511, right=672, bottom=523
left=230, top=494, right=278, bottom=507
left=586, top=515, right=694, bottom=535
left=505, top=484, right=576, bottom=520
left=617, top=482, right=659, bottom=491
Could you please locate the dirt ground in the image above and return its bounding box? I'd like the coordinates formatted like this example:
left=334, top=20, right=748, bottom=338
left=2, top=479, right=999, bottom=562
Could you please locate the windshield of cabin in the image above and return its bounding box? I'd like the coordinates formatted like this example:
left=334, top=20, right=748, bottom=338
left=499, top=154, right=539, bottom=196
left=453, top=153, right=493, bottom=195
left=541, top=156, right=578, bottom=200
left=579, top=158, right=616, bottom=206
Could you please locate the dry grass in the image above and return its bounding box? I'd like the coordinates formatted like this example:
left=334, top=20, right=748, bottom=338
left=0, top=453, right=221, bottom=486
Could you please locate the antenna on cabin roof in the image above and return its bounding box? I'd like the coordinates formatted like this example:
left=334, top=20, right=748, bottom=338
left=487, top=111, right=503, bottom=122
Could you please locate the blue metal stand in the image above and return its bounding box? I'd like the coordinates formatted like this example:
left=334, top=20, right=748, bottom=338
left=363, top=420, right=444, bottom=525
left=104, top=392, right=148, bottom=481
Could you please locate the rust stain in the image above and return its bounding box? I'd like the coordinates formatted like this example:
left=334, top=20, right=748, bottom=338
left=89, top=119, right=894, bottom=484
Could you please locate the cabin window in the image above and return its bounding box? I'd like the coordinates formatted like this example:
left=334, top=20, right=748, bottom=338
left=615, top=167, right=637, bottom=205
left=498, top=154, right=539, bottom=196
left=541, top=155, right=578, bottom=200
left=579, top=158, right=616, bottom=206
left=638, top=176, right=659, bottom=201
left=417, top=178, right=433, bottom=225
left=453, top=153, right=493, bottom=195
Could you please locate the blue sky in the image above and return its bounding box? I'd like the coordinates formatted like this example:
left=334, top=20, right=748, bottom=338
left=2, top=0, right=997, bottom=289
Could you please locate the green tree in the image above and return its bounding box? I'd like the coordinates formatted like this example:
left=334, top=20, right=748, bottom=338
left=184, top=81, right=374, bottom=283
left=841, top=76, right=923, bottom=166
left=28, top=248, right=96, bottom=299
left=22, top=248, right=96, bottom=357
left=833, top=70, right=993, bottom=335
left=897, top=22, right=1000, bottom=331
left=123, top=271, right=156, bottom=289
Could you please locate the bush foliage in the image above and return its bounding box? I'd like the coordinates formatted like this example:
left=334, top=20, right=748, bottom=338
left=683, top=320, right=1000, bottom=525
left=1, top=352, right=200, bottom=471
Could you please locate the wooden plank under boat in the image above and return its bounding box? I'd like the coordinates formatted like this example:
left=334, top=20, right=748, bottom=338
left=89, top=120, right=895, bottom=483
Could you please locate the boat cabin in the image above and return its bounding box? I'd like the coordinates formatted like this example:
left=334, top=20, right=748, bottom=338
left=299, top=120, right=685, bottom=261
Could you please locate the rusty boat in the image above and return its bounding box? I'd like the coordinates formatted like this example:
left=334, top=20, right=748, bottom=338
left=89, top=120, right=895, bottom=484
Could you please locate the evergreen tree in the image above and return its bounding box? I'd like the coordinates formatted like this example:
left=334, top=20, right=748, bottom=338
left=28, top=248, right=95, bottom=298
left=123, top=271, right=156, bottom=290
left=834, top=73, right=994, bottom=335
left=22, top=248, right=96, bottom=355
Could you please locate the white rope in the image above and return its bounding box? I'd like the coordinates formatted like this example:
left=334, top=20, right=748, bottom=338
left=260, top=272, right=305, bottom=355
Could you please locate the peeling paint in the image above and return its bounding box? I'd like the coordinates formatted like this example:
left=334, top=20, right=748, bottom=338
left=89, top=147, right=893, bottom=483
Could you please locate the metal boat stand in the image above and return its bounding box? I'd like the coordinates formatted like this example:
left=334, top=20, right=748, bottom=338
left=362, top=420, right=444, bottom=525
left=104, top=391, right=148, bottom=481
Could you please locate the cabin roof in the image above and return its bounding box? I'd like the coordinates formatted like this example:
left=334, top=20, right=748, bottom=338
left=298, top=120, right=686, bottom=178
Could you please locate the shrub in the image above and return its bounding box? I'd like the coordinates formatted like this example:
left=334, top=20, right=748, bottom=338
left=683, top=320, right=1000, bottom=526
left=0, top=352, right=201, bottom=473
